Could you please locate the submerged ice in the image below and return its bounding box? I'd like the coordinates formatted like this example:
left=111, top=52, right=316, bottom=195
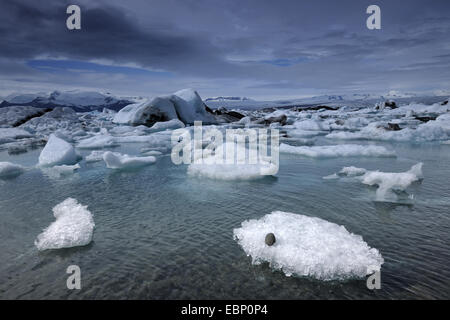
left=233, top=211, right=384, bottom=280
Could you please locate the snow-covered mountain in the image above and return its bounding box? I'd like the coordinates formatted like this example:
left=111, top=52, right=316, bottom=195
left=1, top=90, right=133, bottom=112
left=204, top=96, right=253, bottom=102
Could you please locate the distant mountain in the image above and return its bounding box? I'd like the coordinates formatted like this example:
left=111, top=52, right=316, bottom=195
left=0, top=90, right=133, bottom=112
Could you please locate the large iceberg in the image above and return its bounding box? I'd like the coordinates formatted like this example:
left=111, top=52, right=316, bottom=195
left=233, top=211, right=384, bottom=280
left=38, top=134, right=79, bottom=167
left=113, top=89, right=215, bottom=126
left=34, top=198, right=95, bottom=251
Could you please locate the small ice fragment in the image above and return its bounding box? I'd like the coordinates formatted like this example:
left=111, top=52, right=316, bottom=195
left=34, top=198, right=95, bottom=250
left=103, top=151, right=156, bottom=169
left=38, top=134, right=79, bottom=167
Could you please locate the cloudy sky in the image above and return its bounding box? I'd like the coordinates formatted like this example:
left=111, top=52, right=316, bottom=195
left=1, top=0, right=449, bottom=99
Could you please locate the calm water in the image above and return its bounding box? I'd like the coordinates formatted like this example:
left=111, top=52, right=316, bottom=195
left=0, top=140, right=449, bottom=299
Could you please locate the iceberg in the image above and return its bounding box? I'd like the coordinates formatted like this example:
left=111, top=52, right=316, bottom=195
left=103, top=151, right=156, bottom=169
left=149, top=119, right=185, bottom=131
left=187, top=142, right=277, bottom=180
left=336, top=163, right=423, bottom=200
left=41, top=163, right=80, bottom=178
left=171, top=89, right=215, bottom=124
left=233, top=211, right=384, bottom=280
left=85, top=150, right=106, bottom=163
left=113, top=89, right=215, bottom=126
left=38, top=134, right=79, bottom=167
left=0, top=106, right=47, bottom=127
left=280, top=143, right=396, bottom=158
left=0, top=128, right=33, bottom=144
left=34, top=198, right=95, bottom=251
left=77, top=133, right=119, bottom=149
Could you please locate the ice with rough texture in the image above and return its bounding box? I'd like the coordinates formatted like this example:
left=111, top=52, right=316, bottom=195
left=233, top=211, right=384, bottom=280
left=187, top=142, right=277, bottom=180
left=171, top=88, right=216, bottom=124
left=113, top=89, right=215, bottom=125
left=336, top=163, right=423, bottom=200
left=0, top=106, right=45, bottom=127
left=0, top=162, right=25, bottom=178
left=113, top=96, right=179, bottom=126
left=34, top=198, right=95, bottom=251
left=0, top=127, right=33, bottom=144
left=38, top=134, right=79, bottom=167
left=85, top=150, right=106, bottom=163
left=149, top=119, right=185, bottom=131
left=360, top=163, right=423, bottom=200
left=77, top=133, right=119, bottom=149
left=280, top=143, right=396, bottom=158
left=103, top=151, right=156, bottom=169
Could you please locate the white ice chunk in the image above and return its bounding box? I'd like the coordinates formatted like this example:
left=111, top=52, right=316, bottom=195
left=233, top=211, right=384, bottom=280
left=280, top=143, right=396, bottom=158
left=0, top=127, right=33, bottom=144
left=38, top=134, right=79, bottom=167
left=77, top=134, right=119, bottom=149
left=335, top=163, right=423, bottom=201
left=360, top=163, right=423, bottom=200
left=85, top=150, right=106, bottom=163
left=149, top=119, right=185, bottom=131
left=0, top=162, right=25, bottom=178
left=103, top=151, right=156, bottom=169
left=171, top=88, right=216, bottom=124
left=339, top=166, right=368, bottom=176
left=34, top=198, right=95, bottom=251
left=187, top=142, right=277, bottom=180
left=113, top=89, right=215, bottom=125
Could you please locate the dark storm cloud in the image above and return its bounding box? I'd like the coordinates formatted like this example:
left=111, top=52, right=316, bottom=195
left=0, top=0, right=237, bottom=76
left=1, top=0, right=450, bottom=97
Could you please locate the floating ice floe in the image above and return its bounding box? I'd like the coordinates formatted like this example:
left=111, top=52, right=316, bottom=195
left=326, top=116, right=450, bottom=142
left=0, top=161, right=26, bottom=178
left=279, top=143, right=396, bottom=158
left=331, top=163, right=423, bottom=201
left=85, top=150, right=106, bottom=163
left=38, top=134, right=79, bottom=167
left=35, top=198, right=95, bottom=251
left=233, top=211, right=384, bottom=280
left=41, top=164, right=80, bottom=178
left=77, top=133, right=119, bottom=149
left=187, top=142, right=277, bottom=180
left=149, top=119, right=185, bottom=131
left=0, top=127, right=33, bottom=144
left=103, top=151, right=156, bottom=169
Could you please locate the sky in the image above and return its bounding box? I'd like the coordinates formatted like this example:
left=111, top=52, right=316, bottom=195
left=1, top=0, right=450, bottom=100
